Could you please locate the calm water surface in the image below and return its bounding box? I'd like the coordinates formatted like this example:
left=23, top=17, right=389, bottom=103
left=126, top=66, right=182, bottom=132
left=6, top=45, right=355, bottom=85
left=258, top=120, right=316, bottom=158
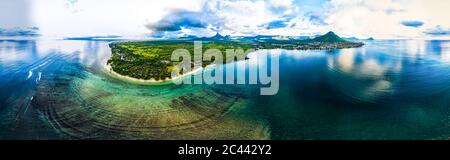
left=1, top=39, right=450, bottom=139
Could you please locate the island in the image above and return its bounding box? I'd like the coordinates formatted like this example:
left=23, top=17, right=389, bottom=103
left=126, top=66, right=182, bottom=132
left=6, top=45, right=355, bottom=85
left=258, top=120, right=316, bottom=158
left=107, top=31, right=364, bottom=81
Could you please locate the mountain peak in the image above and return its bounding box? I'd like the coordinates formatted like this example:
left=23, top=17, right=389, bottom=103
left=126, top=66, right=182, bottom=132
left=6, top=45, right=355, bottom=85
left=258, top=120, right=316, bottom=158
left=209, top=32, right=231, bottom=40
left=324, top=31, right=337, bottom=36
left=313, top=31, right=346, bottom=42
left=213, top=32, right=224, bottom=38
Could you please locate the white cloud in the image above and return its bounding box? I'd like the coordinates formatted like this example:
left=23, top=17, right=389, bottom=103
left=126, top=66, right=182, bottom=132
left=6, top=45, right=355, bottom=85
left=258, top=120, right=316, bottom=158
left=32, top=0, right=204, bottom=37
left=5, top=0, right=448, bottom=39
left=209, top=0, right=278, bottom=35
left=146, top=0, right=450, bottom=39
left=146, top=0, right=286, bottom=37
left=318, top=0, right=450, bottom=39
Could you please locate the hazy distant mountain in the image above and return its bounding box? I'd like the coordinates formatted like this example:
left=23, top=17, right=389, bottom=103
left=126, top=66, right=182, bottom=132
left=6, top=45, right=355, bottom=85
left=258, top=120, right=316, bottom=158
left=240, top=35, right=274, bottom=41
left=312, top=31, right=346, bottom=43
left=211, top=32, right=231, bottom=40
left=64, top=35, right=122, bottom=41
left=343, top=37, right=360, bottom=42
left=367, top=37, right=375, bottom=40
left=182, top=31, right=358, bottom=43
left=194, top=32, right=231, bottom=41
left=296, top=36, right=313, bottom=40
left=0, top=27, right=40, bottom=37
left=180, top=35, right=198, bottom=39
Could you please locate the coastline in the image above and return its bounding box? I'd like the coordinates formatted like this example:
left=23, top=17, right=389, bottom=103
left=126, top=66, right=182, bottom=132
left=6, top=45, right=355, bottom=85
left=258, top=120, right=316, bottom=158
left=103, top=63, right=205, bottom=85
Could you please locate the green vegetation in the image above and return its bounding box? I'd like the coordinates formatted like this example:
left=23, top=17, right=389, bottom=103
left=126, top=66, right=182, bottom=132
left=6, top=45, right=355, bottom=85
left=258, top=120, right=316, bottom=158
left=107, top=41, right=253, bottom=80
left=107, top=31, right=364, bottom=80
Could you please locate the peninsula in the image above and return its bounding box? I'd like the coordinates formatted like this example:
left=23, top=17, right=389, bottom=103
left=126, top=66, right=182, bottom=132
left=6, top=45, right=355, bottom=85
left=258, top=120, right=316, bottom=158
left=107, top=31, right=364, bottom=81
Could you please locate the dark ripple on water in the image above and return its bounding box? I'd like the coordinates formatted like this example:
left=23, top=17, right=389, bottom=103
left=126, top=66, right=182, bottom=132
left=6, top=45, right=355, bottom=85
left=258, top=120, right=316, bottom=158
left=30, top=62, right=264, bottom=139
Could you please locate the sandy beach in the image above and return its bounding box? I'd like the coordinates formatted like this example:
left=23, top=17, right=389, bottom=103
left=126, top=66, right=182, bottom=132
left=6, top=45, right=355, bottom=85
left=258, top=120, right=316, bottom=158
left=103, top=63, right=207, bottom=84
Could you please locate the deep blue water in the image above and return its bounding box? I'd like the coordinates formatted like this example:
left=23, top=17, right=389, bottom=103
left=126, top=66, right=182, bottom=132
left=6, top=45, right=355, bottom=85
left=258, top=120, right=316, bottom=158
left=1, top=39, right=450, bottom=139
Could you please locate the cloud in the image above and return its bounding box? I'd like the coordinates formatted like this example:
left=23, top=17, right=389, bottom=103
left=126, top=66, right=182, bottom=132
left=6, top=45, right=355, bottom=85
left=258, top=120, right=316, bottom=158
left=424, top=26, right=450, bottom=36
left=145, top=0, right=286, bottom=37
left=401, top=21, right=424, bottom=27
left=312, top=0, right=450, bottom=39
left=33, top=0, right=207, bottom=37
left=64, top=0, right=81, bottom=13
left=146, top=0, right=448, bottom=39
left=304, top=11, right=326, bottom=25
left=66, top=0, right=78, bottom=5
left=0, top=27, right=40, bottom=37
left=9, top=0, right=450, bottom=39
left=145, top=10, right=212, bottom=32
left=267, top=0, right=294, bottom=15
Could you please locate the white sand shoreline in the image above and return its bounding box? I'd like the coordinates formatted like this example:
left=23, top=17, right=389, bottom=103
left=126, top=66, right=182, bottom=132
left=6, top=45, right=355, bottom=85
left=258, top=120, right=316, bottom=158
left=103, top=63, right=207, bottom=84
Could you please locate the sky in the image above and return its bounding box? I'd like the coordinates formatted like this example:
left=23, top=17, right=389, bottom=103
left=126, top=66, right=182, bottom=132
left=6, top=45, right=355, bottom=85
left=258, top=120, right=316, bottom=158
left=1, top=0, right=450, bottom=39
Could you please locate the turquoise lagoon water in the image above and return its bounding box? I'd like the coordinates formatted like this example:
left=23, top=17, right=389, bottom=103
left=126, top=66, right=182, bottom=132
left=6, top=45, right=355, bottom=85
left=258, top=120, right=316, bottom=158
left=0, top=39, right=450, bottom=139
